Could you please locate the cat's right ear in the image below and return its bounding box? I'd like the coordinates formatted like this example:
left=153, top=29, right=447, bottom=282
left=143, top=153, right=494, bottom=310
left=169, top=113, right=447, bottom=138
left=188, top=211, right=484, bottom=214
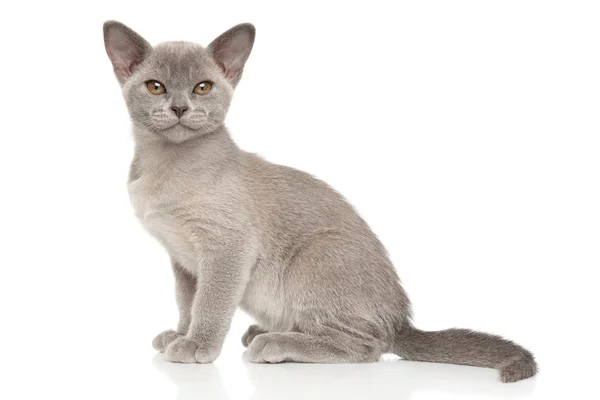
left=103, top=21, right=152, bottom=85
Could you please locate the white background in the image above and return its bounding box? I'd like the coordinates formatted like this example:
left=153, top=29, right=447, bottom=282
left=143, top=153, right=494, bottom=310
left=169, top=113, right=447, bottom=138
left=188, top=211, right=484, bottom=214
left=1, top=1, right=599, bottom=399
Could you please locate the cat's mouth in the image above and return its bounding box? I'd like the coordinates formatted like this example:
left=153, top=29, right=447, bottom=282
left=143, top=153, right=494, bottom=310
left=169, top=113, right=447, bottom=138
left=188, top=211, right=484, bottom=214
left=179, top=122, right=205, bottom=132
left=175, top=118, right=212, bottom=131
left=162, top=121, right=195, bottom=131
left=149, top=117, right=215, bottom=139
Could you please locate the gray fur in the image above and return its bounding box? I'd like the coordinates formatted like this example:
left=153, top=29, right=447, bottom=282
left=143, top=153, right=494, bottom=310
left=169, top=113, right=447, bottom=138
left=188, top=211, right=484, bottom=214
left=103, top=21, right=537, bottom=383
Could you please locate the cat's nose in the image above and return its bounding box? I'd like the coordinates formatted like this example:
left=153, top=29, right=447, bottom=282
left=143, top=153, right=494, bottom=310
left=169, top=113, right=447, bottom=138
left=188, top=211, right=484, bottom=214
left=170, top=106, right=188, bottom=118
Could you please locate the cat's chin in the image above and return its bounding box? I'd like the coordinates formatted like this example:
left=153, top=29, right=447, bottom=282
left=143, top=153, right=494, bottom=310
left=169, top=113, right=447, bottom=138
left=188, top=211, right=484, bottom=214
left=152, top=124, right=208, bottom=144
left=133, top=121, right=221, bottom=144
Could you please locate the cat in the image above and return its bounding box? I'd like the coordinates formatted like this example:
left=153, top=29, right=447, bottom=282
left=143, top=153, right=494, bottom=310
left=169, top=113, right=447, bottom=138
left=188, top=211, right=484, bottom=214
left=103, top=20, right=537, bottom=383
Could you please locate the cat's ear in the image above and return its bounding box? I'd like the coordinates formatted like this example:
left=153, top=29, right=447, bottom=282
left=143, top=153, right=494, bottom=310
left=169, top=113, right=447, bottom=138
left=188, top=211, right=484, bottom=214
left=208, top=23, right=255, bottom=84
left=103, top=21, right=152, bottom=84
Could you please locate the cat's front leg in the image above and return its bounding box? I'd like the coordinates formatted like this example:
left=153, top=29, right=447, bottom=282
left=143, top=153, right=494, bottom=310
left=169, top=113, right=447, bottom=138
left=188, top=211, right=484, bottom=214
left=165, top=249, right=252, bottom=364
left=153, top=259, right=196, bottom=352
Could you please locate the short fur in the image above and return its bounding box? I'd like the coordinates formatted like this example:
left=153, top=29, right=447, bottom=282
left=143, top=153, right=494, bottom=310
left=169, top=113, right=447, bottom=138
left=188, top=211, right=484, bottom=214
left=103, top=21, right=537, bottom=382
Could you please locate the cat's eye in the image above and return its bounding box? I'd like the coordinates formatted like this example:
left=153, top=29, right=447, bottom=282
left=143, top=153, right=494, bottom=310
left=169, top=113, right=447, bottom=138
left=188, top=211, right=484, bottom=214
left=146, top=80, right=166, bottom=95
left=194, top=81, right=212, bottom=95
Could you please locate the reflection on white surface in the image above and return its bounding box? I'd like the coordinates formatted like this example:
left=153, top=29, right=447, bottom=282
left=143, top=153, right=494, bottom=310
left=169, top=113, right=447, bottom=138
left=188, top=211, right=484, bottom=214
left=153, top=354, right=537, bottom=400
left=153, top=355, right=231, bottom=399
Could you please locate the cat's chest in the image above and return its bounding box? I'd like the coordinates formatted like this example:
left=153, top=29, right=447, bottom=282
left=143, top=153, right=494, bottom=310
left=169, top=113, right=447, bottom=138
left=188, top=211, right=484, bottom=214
left=128, top=174, right=197, bottom=268
left=127, top=173, right=172, bottom=221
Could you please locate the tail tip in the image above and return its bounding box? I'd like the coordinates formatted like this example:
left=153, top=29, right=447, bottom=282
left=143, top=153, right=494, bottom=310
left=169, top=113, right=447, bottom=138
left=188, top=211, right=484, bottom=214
left=499, top=353, right=538, bottom=383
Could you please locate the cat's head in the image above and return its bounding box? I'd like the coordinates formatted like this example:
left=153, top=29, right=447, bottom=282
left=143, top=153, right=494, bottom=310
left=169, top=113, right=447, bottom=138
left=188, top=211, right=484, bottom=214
left=103, top=21, right=255, bottom=143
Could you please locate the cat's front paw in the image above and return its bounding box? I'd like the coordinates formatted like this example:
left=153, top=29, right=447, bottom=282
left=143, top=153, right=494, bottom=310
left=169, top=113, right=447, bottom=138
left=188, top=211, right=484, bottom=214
left=152, top=330, right=183, bottom=352
left=165, top=337, right=219, bottom=364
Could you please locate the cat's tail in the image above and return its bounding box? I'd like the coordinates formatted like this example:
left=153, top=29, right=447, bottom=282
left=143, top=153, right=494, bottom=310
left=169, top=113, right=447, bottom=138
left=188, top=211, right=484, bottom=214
left=393, top=324, right=537, bottom=383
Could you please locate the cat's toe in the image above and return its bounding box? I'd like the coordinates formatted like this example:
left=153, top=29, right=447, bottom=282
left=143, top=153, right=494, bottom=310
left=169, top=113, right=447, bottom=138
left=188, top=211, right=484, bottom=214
left=152, top=330, right=183, bottom=352
left=164, top=337, right=219, bottom=364
left=165, top=337, right=200, bottom=363
left=246, top=334, right=286, bottom=363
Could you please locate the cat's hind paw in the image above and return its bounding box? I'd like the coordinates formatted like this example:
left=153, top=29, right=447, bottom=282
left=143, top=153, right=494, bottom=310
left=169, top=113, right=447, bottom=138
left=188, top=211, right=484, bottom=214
left=246, top=334, right=287, bottom=363
left=241, top=324, right=267, bottom=347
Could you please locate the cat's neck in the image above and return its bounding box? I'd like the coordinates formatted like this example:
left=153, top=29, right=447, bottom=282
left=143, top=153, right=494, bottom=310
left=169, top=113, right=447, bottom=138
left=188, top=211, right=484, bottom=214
left=131, top=124, right=239, bottom=175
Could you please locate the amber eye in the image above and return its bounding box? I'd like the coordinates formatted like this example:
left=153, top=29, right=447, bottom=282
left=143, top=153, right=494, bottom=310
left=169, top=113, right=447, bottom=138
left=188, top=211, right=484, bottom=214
left=194, top=81, right=212, bottom=95
left=146, top=80, right=166, bottom=95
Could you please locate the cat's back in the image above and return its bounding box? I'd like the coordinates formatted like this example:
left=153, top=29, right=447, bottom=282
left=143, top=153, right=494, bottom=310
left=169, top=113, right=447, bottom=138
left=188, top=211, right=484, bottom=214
left=239, top=152, right=364, bottom=231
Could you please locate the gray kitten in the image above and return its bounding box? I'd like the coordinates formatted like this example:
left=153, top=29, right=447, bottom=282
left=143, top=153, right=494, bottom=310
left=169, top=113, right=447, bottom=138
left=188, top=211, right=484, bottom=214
left=103, top=21, right=537, bottom=383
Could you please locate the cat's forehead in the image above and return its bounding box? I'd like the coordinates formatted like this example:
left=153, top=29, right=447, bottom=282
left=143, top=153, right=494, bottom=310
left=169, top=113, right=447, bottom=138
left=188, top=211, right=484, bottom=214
left=143, top=41, right=218, bottom=83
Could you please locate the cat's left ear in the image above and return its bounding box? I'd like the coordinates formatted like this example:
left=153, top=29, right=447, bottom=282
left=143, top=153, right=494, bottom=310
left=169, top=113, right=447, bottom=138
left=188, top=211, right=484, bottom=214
left=103, top=21, right=152, bottom=85
left=208, top=23, right=255, bottom=85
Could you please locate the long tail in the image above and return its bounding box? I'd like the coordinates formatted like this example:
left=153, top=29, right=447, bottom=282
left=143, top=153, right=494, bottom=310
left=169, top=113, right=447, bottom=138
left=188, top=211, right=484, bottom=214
left=394, top=325, right=538, bottom=383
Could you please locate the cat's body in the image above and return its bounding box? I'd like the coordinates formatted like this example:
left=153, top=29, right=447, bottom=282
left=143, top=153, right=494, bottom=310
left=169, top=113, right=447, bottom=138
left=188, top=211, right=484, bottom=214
left=105, top=21, right=537, bottom=382
left=129, top=125, right=407, bottom=342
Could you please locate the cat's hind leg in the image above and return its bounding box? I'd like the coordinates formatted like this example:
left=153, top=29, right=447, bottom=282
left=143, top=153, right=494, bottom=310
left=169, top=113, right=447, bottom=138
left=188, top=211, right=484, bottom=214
left=245, top=329, right=382, bottom=363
